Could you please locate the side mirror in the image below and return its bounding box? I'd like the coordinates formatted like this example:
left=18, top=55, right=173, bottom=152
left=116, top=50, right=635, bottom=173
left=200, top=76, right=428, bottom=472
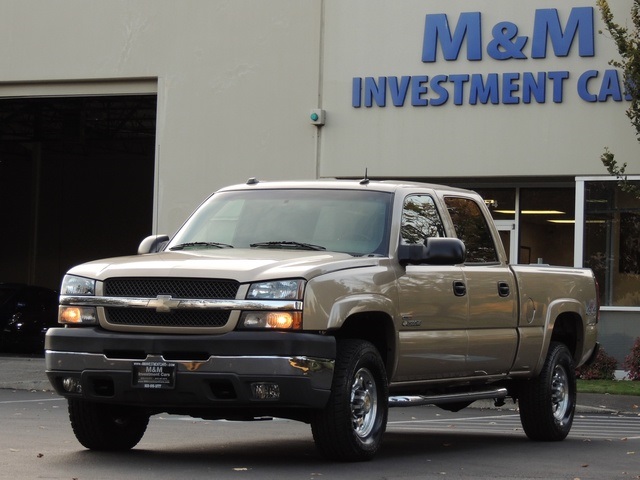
left=138, top=234, right=170, bottom=254
left=398, top=237, right=466, bottom=266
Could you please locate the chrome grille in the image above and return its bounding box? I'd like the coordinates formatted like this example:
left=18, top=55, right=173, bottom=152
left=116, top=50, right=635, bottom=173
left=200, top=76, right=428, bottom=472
left=104, top=277, right=239, bottom=299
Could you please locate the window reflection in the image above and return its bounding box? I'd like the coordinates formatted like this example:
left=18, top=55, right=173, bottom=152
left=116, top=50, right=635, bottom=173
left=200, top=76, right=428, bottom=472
left=444, top=197, right=498, bottom=263
left=584, top=181, right=640, bottom=306
left=400, top=195, right=444, bottom=244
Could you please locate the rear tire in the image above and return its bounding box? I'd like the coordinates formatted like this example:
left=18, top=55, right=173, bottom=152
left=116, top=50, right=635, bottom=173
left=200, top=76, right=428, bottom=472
left=68, top=399, right=149, bottom=451
left=519, top=342, right=576, bottom=441
left=310, top=339, right=388, bottom=461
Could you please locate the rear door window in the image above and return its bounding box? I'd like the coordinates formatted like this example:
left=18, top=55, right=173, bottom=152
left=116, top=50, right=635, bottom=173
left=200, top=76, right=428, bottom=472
left=444, top=197, right=498, bottom=263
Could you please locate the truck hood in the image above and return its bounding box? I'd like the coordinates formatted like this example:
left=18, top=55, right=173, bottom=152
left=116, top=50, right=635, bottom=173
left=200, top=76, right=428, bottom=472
left=67, top=249, right=382, bottom=283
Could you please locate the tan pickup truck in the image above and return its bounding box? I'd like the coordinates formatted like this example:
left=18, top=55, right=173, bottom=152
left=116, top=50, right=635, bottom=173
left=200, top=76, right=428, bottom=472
left=45, top=179, right=599, bottom=461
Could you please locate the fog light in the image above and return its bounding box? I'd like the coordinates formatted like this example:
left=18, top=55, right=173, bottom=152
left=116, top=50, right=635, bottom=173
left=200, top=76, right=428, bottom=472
left=250, top=382, right=280, bottom=400
left=62, top=377, right=82, bottom=393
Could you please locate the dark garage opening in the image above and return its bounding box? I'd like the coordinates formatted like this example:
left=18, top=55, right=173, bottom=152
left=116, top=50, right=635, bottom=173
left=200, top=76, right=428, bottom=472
left=0, top=95, right=157, bottom=292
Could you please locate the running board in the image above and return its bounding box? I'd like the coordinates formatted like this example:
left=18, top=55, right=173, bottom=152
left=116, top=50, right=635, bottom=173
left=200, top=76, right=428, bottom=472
left=389, top=387, right=509, bottom=408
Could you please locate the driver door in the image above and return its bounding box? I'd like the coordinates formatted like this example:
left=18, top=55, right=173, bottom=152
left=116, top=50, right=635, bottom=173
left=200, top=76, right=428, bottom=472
left=395, top=194, right=469, bottom=381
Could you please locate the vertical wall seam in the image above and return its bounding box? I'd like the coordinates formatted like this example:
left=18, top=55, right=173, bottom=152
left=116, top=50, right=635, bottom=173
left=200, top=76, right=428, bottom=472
left=315, top=0, right=325, bottom=179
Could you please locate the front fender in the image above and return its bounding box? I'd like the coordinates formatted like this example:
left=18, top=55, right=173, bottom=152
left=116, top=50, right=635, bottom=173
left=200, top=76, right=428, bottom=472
left=301, top=264, right=398, bottom=330
left=325, top=293, right=398, bottom=330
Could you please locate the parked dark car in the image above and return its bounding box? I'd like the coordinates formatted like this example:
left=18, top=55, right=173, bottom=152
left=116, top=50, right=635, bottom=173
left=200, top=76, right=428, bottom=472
left=0, top=283, right=59, bottom=353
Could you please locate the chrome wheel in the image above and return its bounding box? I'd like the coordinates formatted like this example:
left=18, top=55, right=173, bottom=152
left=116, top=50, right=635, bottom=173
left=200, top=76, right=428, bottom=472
left=551, top=364, right=570, bottom=423
left=351, top=367, right=378, bottom=438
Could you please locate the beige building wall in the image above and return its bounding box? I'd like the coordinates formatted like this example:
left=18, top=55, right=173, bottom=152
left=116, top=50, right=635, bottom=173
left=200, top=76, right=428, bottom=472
left=0, top=0, right=322, bottom=234
left=320, top=0, right=640, bottom=178
left=0, top=0, right=638, bottom=233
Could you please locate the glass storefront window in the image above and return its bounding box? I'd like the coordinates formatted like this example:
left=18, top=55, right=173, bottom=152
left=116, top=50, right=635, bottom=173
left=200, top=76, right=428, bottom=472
left=519, top=188, right=575, bottom=267
left=477, top=187, right=574, bottom=266
left=475, top=188, right=516, bottom=263
left=475, top=188, right=516, bottom=220
left=584, top=181, right=640, bottom=307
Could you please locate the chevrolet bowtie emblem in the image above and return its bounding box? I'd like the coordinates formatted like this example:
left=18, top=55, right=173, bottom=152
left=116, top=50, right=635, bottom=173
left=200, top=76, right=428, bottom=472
left=147, top=294, right=180, bottom=313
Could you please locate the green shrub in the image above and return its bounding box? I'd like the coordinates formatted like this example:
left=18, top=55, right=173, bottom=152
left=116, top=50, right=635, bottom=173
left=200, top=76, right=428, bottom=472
left=576, top=348, right=617, bottom=380
left=623, top=337, right=640, bottom=381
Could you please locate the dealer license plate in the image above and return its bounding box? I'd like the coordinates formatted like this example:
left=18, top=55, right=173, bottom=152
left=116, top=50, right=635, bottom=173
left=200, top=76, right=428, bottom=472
left=132, top=361, right=176, bottom=390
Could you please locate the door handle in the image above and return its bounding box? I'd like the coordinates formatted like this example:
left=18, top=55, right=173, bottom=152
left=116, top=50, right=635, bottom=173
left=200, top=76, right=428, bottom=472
left=498, top=281, right=510, bottom=297
left=453, top=280, right=466, bottom=297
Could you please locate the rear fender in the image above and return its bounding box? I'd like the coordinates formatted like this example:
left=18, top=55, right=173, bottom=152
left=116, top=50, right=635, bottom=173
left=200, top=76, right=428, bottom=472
left=535, top=299, right=586, bottom=375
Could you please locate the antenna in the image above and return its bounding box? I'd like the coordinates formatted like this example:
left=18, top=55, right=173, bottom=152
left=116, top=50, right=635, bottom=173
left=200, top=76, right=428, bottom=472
left=360, top=168, right=370, bottom=185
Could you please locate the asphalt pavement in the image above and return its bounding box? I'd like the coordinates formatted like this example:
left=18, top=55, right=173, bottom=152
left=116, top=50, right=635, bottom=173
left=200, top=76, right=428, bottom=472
left=1, top=354, right=638, bottom=415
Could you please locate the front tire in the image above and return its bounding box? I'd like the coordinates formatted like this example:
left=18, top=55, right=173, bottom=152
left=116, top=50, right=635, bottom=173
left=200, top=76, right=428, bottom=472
left=68, top=399, right=150, bottom=451
left=310, top=339, right=388, bottom=461
left=518, top=342, right=576, bottom=441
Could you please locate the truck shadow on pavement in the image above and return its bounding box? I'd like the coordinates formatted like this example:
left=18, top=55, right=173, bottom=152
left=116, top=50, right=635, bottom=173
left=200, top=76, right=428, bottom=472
left=39, top=427, right=637, bottom=480
left=51, top=431, right=565, bottom=466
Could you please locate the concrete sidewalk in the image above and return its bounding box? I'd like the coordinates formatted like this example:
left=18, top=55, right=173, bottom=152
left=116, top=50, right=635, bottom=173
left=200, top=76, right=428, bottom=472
left=1, top=354, right=638, bottom=415
left=0, top=354, right=51, bottom=392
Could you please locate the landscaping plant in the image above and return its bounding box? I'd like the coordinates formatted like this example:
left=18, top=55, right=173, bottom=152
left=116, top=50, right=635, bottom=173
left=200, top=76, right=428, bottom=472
left=576, top=348, right=618, bottom=380
left=623, top=337, right=640, bottom=380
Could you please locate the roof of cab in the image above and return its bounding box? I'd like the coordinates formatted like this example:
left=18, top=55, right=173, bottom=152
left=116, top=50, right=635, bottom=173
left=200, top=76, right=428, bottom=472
left=217, top=178, right=476, bottom=196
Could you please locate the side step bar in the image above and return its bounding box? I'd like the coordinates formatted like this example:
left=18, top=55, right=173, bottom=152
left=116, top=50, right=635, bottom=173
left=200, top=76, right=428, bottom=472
left=389, top=387, right=508, bottom=408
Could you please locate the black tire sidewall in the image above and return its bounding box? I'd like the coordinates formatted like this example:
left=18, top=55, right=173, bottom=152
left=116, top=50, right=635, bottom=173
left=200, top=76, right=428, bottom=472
left=68, top=399, right=149, bottom=450
left=519, top=342, right=576, bottom=441
left=311, top=339, right=389, bottom=461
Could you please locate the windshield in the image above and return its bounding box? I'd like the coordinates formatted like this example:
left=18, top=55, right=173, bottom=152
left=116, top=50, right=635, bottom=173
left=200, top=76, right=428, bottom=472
left=168, top=189, right=392, bottom=256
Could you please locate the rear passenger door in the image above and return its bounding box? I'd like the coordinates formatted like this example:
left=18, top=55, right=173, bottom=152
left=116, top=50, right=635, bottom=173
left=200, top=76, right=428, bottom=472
left=395, top=194, right=469, bottom=381
left=444, top=196, right=519, bottom=376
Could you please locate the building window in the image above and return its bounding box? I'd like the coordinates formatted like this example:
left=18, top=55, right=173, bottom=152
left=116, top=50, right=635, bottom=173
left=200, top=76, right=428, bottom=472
left=477, top=186, right=574, bottom=266
left=474, top=188, right=516, bottom=262
left=478, top=189, right=516, bottom=221
left=583, top=180, right=640, bottom=307
left=519, top=188, right=575, bottom=266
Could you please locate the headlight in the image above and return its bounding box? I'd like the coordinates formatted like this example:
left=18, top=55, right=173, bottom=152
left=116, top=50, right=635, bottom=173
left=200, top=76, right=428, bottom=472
left=61, top=275, right=96, bottom=296
left=241, top=279, right=305, bottom=330
left=246, top=279, right=305, bottom=300
left=59, top=275, right=98, bottom=325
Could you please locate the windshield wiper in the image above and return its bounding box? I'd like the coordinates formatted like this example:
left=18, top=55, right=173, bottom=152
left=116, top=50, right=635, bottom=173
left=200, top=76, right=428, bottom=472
left=250, top=241, right=326, bottom=251
left=170, top=241, right=234, bottom=250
